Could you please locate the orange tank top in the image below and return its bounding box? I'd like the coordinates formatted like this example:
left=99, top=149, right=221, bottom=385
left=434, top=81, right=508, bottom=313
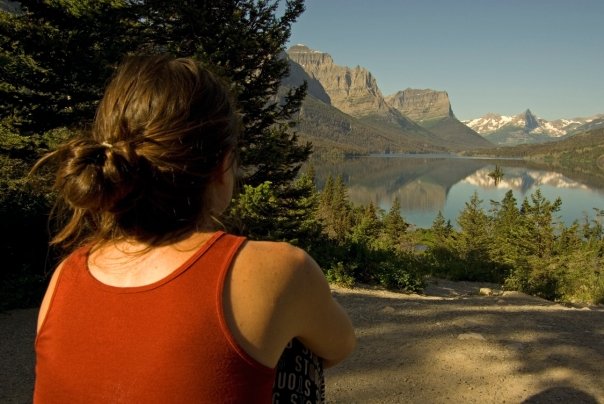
left=34, top=231, right=275, bottom=403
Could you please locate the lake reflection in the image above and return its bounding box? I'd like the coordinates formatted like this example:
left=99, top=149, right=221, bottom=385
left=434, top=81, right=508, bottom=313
left=312, top=155, right=604, bottom=229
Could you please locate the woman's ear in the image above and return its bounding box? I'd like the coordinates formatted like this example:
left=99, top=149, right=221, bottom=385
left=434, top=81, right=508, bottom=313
left=215, top=151, right=236, bottom=185
left=204, top=151, right=236, bottom=218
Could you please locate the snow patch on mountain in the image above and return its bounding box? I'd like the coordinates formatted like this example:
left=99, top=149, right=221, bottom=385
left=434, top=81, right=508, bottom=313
left=462, top=110, right=603, bottom=145
left=464, top=114, right=515, bottom=134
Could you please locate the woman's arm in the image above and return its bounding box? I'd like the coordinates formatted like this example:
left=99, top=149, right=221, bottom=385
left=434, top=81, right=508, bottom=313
left=37, top=261, right=65, bottom=333
left=285, top=248, right=356, bottom=368
left=224, top=241, right=356, bottom=368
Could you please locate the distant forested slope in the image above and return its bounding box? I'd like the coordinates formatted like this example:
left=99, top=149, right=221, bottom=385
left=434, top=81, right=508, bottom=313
left=467, top=128, right=604, bottom=167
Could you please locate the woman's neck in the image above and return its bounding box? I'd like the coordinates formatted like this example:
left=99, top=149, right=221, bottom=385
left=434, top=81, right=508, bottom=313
left=87, top=230, right=219, bottom=287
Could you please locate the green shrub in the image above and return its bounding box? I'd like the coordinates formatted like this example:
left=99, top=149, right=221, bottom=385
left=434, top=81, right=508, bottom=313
left=376, top=258, right=424, bottom=292
left=325, top=261, right=355, bottom=288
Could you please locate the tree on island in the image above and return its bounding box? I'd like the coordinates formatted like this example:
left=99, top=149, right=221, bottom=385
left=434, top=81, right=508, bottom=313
left=487, top=165, right=504, bottom=185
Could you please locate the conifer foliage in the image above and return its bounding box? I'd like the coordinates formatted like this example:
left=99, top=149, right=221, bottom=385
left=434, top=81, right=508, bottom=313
left=1, top=0, right=309, bottom=183
left=315, top=175, right=424, bottom=291
left=425, top=188, right=604, bottom=304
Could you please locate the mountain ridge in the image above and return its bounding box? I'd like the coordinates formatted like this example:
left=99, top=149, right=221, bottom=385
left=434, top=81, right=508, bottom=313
left=287, top=44, right=436, bottom=146
left=281, top=58, right=443, bottom=154
left=385, top=88, right=490, bottom=149
left=386, top=88, right=454, bottom=122
left=286, top=45, right=492, bottom=152
left=464, top=110, right=604, bottom=146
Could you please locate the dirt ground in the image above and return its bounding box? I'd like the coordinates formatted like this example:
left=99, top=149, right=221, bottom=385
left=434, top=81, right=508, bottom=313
left=326, top=280, right=604, bottom=403
left=1, top=279, right=603, bottom=403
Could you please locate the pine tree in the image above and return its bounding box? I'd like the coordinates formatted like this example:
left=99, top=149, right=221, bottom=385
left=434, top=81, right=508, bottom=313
left=330, top=176, right=353, bottom=242
left=431, top=210, right=452, bottom=243
left=454, top=192, right=493, bottom=280
left=581, top=209, right=604, bottom=241
left=227, top=167, right=323, bottom=250
left=427, top=210, right=457, bottom=276
left=316, top=175, right=335, bottom=232
left=2, top=0, right=310, bottom=221
left=382, top=196, right=409, bottom=249
left=519, top=189, right=562, bottom=258
left=350, top=201, right=380, bottom=245
left=316, top=175, right=351, bottom=242
left=490, top=190, right=527, bottom=267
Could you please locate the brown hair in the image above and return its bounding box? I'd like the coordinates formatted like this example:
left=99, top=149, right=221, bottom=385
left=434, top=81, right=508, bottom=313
left=35, top=55, right=241, bottom=247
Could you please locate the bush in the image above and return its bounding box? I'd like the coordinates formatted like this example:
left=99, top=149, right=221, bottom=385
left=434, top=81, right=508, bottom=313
left=376, top=256, right=424, bottom=292
left=325, top=261, right=355, bottom=288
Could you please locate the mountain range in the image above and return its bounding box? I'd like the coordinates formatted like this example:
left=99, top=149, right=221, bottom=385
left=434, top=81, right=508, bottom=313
left=464, top=110, right=604, bottom=146
left=283, top=45, right=491, bottom=154
left=282, top=45, right=603, bottom=153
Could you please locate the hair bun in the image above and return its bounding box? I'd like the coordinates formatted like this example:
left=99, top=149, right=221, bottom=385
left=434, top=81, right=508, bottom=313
left=56, top=139, right=139, bottom=212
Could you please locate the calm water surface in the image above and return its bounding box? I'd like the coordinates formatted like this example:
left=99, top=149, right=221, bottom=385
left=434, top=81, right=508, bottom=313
left=313, top=154, right=604, bottom=229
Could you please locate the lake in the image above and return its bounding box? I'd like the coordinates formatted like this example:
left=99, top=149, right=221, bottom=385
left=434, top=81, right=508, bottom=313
left=312, top=154, right=604, bottom=229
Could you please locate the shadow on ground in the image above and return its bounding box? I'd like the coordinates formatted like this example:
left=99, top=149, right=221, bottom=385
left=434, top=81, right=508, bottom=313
left=326, top=285, right=604, bottom=403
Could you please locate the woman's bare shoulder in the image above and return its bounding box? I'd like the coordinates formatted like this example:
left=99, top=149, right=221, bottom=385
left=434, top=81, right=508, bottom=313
left=239, top=239, right=301, bottom=253
left=235, top=240, right=317, bottom=282
left=238, top=240, right=306, bottom=261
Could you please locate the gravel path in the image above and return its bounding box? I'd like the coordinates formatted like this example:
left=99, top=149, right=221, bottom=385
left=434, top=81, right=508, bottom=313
left=2, top=280, right=603, bottom=403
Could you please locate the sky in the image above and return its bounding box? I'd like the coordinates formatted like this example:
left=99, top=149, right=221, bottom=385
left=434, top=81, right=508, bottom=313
left=286, top=0, right=604, bottom=121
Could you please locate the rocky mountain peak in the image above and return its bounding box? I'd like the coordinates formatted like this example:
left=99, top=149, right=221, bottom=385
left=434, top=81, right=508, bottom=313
left=287, top=45, right=390, bottom=117
left=386, top=88, right=454, bottom=122
left=524, top=109, right=539, bottom=131
left=287, top=44, right=334, bottom=69
left=281, top=58, right=331, bottom=104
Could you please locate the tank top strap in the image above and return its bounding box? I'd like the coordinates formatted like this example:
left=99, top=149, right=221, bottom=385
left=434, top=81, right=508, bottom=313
left=201, top=232, right=247, bottom=298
